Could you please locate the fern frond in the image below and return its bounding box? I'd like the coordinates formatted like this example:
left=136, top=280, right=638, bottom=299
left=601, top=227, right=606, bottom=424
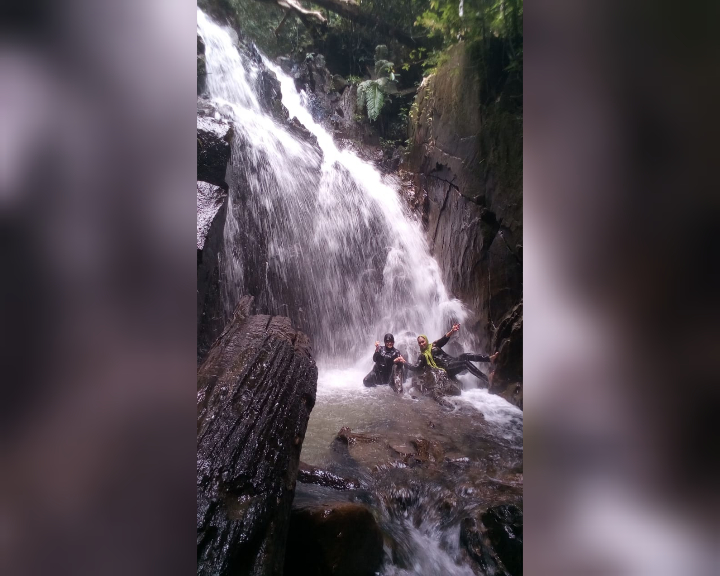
left=365, top=82, right=385, bottom=122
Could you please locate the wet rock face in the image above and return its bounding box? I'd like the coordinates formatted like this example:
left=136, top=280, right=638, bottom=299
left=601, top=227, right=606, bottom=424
left=459, top=504, right=522, bottom=576
left=198, top=34, right=207, bottom=95
left=197, top=296, right=318, bottom=576
left=196, top=99, right=234, bottom=364
left=405, top=41, right=522, bottom=401
left=196, top=182, right=226, bottom=251
left=284, top=502, right=384, bottom=576
left=283, top=56, right=377, bottom=144
left=259, top=68, right=282, bottom=111
left=460, top=516, right=508, bottom=576
left=197, top=112, right=233, bottom=190
left=482, top=504, right=523, bottom=576
left=196, top=181, right=227, bottom=364
left=490, top=301, right=523, bottom=408
left=414, top=367, right=462, bottom=403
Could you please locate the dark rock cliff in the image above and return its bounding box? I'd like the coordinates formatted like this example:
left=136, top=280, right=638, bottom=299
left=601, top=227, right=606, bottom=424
left=196, top=100, right=233, bottom=364
left=405, top=41, right=522, bottom=406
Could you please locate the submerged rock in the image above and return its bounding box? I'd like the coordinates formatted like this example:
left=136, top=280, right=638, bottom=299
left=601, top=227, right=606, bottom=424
left=197, top=296, right=317, bottom=576
left=298, top=462, right=359, bottom=491
left=284, top=502, right=383, bottom=576
left=413, top=367, right=462, bottom=407
left=460, top=504, right=523, bottom=576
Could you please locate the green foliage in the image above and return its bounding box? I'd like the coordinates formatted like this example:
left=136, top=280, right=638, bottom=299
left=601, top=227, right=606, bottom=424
left=347, top=75, right=364, bottom=85
left=357, top=80, right=386, bottom=122
left=420, top=48, right=450, bottom=74
left=410, top=0, right=524, bottom=77
left=413, top=0, right=523, bottom=44
left=355, top=44, right=401, bottom=122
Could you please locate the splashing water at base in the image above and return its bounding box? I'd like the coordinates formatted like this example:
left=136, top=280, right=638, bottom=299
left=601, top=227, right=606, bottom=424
left=382, top=522, right=476, bottom=576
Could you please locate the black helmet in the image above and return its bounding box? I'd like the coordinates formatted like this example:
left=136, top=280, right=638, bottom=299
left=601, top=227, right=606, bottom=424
left=384, top=333, right=394, bottom=343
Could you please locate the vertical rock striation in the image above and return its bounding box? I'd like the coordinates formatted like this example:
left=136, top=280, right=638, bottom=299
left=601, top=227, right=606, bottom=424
left=197, top=296, right=318, bottom=575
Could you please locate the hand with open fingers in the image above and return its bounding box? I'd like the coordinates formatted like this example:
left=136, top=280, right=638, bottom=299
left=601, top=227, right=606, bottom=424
left=375, top=341, right=380, bottom=348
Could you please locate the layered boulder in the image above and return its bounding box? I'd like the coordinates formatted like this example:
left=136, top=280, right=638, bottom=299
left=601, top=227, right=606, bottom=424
left=197, top=296, right=318, bottom=575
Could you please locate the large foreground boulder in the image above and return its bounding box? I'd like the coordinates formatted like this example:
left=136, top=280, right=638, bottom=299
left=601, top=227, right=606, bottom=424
left=284, top=502, right=384, bottom=576
left=197, top=296, right=318, bottom=576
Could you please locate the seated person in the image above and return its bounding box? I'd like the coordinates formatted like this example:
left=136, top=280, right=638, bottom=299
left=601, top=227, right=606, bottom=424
left=399, top=324, right=498, bottom=384
left=363, top=333, right=405, bottom=389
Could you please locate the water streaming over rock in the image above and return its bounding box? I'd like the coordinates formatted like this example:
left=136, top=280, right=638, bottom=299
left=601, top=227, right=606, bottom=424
left=198, top=8, right=472, bottom=364
left=198, top=9, right=522, bottom=575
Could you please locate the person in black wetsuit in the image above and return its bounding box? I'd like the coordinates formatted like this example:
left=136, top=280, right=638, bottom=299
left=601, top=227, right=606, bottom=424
left=363, top=333, right=405, bottom=389
left=399, top=324, right=498, bottom=384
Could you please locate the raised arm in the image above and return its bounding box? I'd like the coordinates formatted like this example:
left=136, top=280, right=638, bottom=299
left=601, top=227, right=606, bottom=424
left=433, top=334, right=450, bottom=348
left=433, top=323, right=460, bottom=348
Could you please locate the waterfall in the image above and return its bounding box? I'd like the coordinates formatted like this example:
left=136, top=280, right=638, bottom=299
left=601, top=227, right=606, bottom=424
left=197, top=11, right=522, bottom=576
left=197, top=9, right=478, bottom=366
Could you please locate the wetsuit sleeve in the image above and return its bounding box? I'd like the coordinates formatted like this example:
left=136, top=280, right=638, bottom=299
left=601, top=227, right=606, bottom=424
left=433, top=334, right=450, bottom=348
left=405, top=355, right=427, bottom=372
left=373, top=349, right=381, bottom=362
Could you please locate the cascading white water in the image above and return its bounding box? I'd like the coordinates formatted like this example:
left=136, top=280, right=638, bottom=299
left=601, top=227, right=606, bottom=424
left=197, top=8, right=477, bottom=367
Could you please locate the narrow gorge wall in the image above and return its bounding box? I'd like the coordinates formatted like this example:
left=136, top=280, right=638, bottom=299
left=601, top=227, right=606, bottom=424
left=405, top=41, right=523, bottom=406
